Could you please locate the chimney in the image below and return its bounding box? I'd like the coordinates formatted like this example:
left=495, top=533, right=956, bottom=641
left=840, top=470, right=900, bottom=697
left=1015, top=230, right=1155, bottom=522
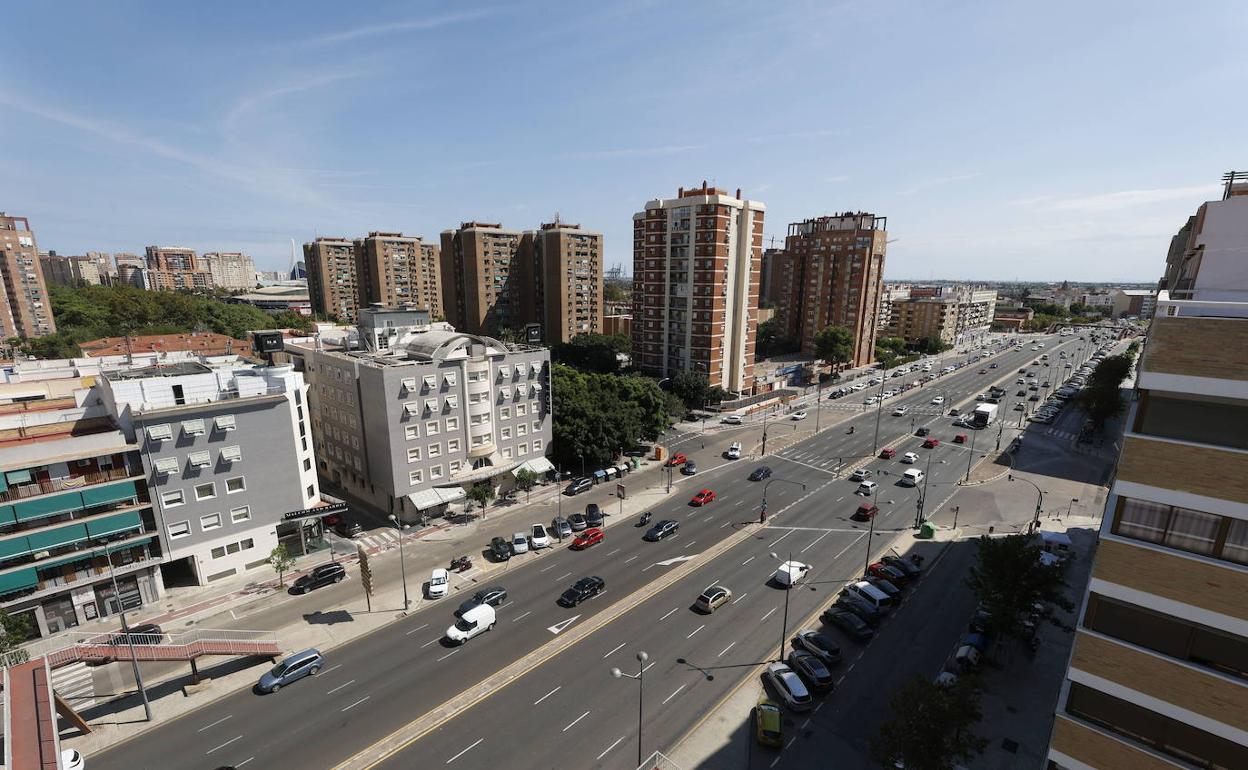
left=678, top=187, right=684, bottom=197
left=736, top=188, right=741, bottom=199
left=701, top=180, right=708, bottom=193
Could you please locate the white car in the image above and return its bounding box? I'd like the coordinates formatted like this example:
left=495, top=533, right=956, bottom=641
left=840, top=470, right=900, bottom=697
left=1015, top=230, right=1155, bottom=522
left=511, top=532, right=530, bottom=554
left=931, top=396, right=945, bottom=405
left=721, top=414, right=743, bottom=425
left=530, top=523, right=551, bottom=549
left=774, top=561, right=810, bottom=587
left=851, top=383, right=867, bottom=391
left=901, top=452, right=919, bottom=464
left=857, top=480, right=878, bottom=496
left=850, top=468, right=872, bottom=481
left=427, top=567, right=450, bottom=599
left=865, top=396, right=878, bottom=405
left=764, top=662, right=812, bottom=711
left=892, top=406, right=909, bottom=416
left=791, top=411, right=807, bottom=421
left=726, top=442, right=742, bottom=460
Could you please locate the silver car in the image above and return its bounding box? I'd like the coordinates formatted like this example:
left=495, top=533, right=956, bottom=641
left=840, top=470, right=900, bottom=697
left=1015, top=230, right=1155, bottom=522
left=764, top=662, right=812, bottom=711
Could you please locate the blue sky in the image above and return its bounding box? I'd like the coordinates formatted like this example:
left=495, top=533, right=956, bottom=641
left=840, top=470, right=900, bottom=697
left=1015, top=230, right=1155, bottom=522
left=1, top=1, right=1245, bottom=281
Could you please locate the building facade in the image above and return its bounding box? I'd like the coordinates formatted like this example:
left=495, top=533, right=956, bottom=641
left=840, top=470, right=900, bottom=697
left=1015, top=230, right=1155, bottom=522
left=631, top=184, right=764, bottom=394
left=878, top=285, right=912, bottom=334
left=887, top=297, right=959, bottom=345
left=439, top=223, right=527, bottom=338
left=201, top=252, right=258, bottom=291
left=1047, top=175, right=1248, bottom=770
left=951, top=288, right=997, bottom=345
left=532, top=222, right=603, bottom=344
left=144, top=246, right=214, bottom=292
left=304, top=237, right=359, bottom=322
left=1113, top=289, right=1158, bottom=319
left=39, top=253, right=105, bottom=287
left=356, top=232, right=443, bottom=319
left=0, top=213, right=57, bottom=338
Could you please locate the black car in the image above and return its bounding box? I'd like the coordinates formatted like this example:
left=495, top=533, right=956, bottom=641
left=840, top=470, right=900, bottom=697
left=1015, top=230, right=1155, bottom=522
left=748, top=466, right=773, bottom=482
left=293, top=562, right=346, bottom=594
left=334, top=520, right=364, bottom=538
left=864, top=576, right=901, bottom=597
left=584, top=505, right=605, bottom=528
left=457, top=586, right=508, bottom=616
left=915, top=427, right=930, bottom=437
left=787, top=650, right=835, bottom=692
left=834, top=593, right=883, bottom=626
left=644, top=520, right=679, bottom=541
left=564, top=477, right=593, bottom=496
left=821, top=608, right=874, bottom=641
left=107, top=622, right=164, bottom=645
left=680, top=461, right=698, bottom=476
left=568, top=512, right=588, bottom=532
left=558, top=576, right=605, bottom=607
left=1016, top=390, right=1027, bottom=397
left=791, top=630, right=841, bottom=666
left=489, top=536, right=512, bottom=562
left=880, top=554, right=921, bottom=579
left=1028, top=394, right=1040, bottom=402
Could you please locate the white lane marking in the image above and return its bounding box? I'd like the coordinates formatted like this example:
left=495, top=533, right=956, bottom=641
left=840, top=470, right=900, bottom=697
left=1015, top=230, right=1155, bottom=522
left=534, top=686, right=561, bottom=705
left=685, top=541, right=697, bottom=549
left=437, top=649, right=459, bottom=662
left=342, top=695, right=370, bottom=712
left=322, top=664, right=343, bottom=675
left=596, top=736, right=626, bottom=761
left=659, top=607, right=679, bottom=621
left=730, top=592, right=748, bottom=605
left=606, top=548, right=621, bottom=557
left=704, top=516, right=713, bottom=523
left=420, top=638, right=439, bottom=648
left=624, top=554, right=640, bottom=564
left=815, top=702, right=825, bottom=713
left=236, top=759, right=254, bottom=768
left=547, top=616, right=581, bottom=634
left=718, top=641, right=736, bottom=657
left=512, top=610, right=532, bottom=622
left=603, top=642, right=626, bottom=659
left=742, top=556, right=755, bottom=566
left=562, top=710, right=591, bottom=732
left=554, top=571, right=573, bottom=582
left=206, top=736, right=243, bottom=754
left=540, top=563, right=558, bottom=573
left=768, top=530, right=794, bottom=548
left=830, top=532, right=867, bottom=562
left=198, top=715, right=232, bottom=732
left=734, top=500, right=744, bottom=507
left=446, top=738, right=484, bottom=764
left=800, top=530, right=833, bottom=554
left=836, top=496, right=844, bottom=502
left=405, top=623, right=430, bottom=636
left=662, top=684, right=687, bottom=704
left=326, top=679, right=355, bottom=695
left=761, top=607, right=777, bottom=622
left=801, top=718, right=811, bottom=729
left=721, top=522, right=730, bottom=528
left=687, top=624, right=705, bottom=639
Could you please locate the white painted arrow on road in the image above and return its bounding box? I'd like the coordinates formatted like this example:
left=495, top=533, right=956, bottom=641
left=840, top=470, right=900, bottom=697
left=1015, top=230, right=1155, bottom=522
left=547, top=615, right=581, bottom=635
left=642, top=554, right=699, bottom=572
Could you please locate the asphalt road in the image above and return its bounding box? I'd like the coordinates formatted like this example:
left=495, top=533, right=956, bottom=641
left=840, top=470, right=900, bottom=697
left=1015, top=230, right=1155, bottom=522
left=92, top=334, right=1085, bottom=770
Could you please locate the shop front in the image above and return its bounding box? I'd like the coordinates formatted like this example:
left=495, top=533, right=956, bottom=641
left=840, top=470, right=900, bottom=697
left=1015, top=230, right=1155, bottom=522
left=277, top=499, right=345, bottom=556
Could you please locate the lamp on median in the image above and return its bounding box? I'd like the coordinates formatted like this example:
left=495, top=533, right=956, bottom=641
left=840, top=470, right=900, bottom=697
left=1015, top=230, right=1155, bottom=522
left=388, top=514, right=410, bottom=611
left=610, top=650, right=649, bottom=768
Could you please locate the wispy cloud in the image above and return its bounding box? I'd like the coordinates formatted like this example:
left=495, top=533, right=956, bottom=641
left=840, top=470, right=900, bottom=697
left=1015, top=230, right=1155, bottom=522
left=300, top=11, right=491, bottom=47
left=746, top=128, right=842, bottom=144
left=223, top=71, right=368, bottom=135
left=1014, top=184, right=1222, bottom=213
left=556, top=144, right=704, bottom=160
left=897, top=172, right=982, bottom=196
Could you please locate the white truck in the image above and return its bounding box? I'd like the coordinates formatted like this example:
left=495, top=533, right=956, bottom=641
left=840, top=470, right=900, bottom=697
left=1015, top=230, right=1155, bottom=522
left=971, top=403, right=998, bottom=428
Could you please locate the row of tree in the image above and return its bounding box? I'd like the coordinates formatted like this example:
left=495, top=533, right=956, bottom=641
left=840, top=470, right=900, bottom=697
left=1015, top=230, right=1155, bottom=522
left=1076, top=353, right=1134, bottom=429
left=549, top=364, right=672, bottom=471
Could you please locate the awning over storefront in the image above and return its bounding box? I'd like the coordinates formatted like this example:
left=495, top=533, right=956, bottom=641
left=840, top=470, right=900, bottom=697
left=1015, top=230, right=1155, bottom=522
left=513, top=456, right=554, bottom=475
left=407, top=486, right=467, bottom=511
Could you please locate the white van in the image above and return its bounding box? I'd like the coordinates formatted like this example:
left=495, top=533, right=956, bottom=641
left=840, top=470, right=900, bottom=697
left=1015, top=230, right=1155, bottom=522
left=901, top=469, right=925, bottom=487
left=445, top=603, right=496, bottom=644
left=427, top=568, right=449, bottom=599
left=845, top=580, right=893, bottom=613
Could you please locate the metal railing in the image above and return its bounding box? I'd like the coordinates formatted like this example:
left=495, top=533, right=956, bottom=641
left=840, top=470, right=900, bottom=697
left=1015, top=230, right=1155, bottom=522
left=0, top=466, right=136, bottom=504
left=2, top=628, right=279, bottom=670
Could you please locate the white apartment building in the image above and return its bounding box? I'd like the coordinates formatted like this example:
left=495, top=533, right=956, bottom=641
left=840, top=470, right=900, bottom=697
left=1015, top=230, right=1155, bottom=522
left=202, top=252, right=258, bottom=291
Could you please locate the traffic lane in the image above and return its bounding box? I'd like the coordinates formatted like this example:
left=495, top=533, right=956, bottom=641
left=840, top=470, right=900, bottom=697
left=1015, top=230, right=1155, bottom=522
left=377, top=522, right=867, bottom=770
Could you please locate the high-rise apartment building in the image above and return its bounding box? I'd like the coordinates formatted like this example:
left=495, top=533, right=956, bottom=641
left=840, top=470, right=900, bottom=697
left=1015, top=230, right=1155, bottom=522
left=304, top=237, right=359, bottom=321
left=85, top=252, right=116, bottom=284
left=39, top=253, right=104, bottom=287
left=0, top=213, right=57, bottom=338
left=201, top=252, right=257, bottom=291
left=144, top=246, right=214, bottom=292
left=887, top=296, right=959, bottom=345
left=631, top=184, right=764, bottom=394
left=114, top=253, right=145, bottom=289
left=762, top=248, right=801, bottom=334
left=1047, top=173, right=1248, bottom=770
left=440, top=223, right=527, bottom=338
left=532, top=221, right=603, bottom=344
left=773, top=212, right=887, bottom=367
left=878, top=284, right=912, bottom=332
left=356, top=232, right=443, bottom=318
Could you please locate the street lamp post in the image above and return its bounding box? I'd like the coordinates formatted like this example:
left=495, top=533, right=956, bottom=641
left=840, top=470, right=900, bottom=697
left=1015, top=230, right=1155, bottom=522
left=761, top=408, right=770, bottom=456
left=101, top=542, right=152, bottom=721
left=760, top=477, right=806, bottom=525
left=863, top=470, right=887, bottom=574
left=1067, top=497, right=1079, bottom=519
left=1009, top=473, right=1045, bottom=532
left=610, top=650, right=649, bottom=768
left=388, top=514, right=410, bottom=611
left=914, top=451, right=936, bottom=529
left=964, top=429, right=978, bottom=483
left=768, top=551, right=799, bottom=661
left=870, top=372, right=888, bottom=456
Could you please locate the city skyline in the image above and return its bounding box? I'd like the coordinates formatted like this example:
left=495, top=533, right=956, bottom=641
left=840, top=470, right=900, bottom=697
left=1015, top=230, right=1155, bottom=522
left=2, top=2, right=1245, bottom=281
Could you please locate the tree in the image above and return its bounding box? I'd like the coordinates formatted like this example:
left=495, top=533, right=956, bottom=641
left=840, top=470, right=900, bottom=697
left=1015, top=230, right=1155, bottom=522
left=965, top=534, right=1073, bottom=641
left=1077, top=354, right=1133, bottom=429
left=915, top=336, right=952, bottom=355
left=869, top=675, right=988, bottom=770
left=812, top=324, right=854, bottom=369
left=268, top=544, right=295, bottom=587
left=514, top=468, right=539, bottom=503
left=551, top=333, right=630, bottom=374
left=0, top=608, right=33, bottom=663
left=466, top=483, right=495, bottom=513
left=602, top=281, right=628, bottom=303
left=755, top=318, right=798, bottom=360
left=550, top=364, right=668, bottom=470
left=668, top=370, right=713, bottom=411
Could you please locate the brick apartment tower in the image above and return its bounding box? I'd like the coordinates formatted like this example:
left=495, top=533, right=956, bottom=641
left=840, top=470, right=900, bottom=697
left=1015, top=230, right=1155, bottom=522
left=304, top=237, right=359, bottom=322
left=355, top=232, right=443, bottom=319
left=631, top=183, right=764, bottom=394
left=439, top=223, right=527, bottom=338
left=143, top=246, right=214, bottom=291
left=0, top=213, right=56, bottom=338
left=777, top=212, right=887, bottom=368
left=532, top=221, right=603, bottom=344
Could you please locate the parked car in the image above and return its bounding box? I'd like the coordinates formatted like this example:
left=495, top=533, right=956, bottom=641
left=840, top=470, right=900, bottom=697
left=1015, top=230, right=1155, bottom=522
left=754, top=699, right=784, bottom=748
left=881, top=554, right=921, bottom=579
left=530, top=523, right=551, bottom=549
left=292, top=562, right=346, bottom=594
left=511, top=532, right=530, bottom=555
left=564, top=477, right=593, bottom=496
left=864, top=575, right=901, bottom=597
left=690, top=488, right=716, bottom=506
left=791, top=630, right=841, bottom=666
left=333, top=520, right=364, bottom=538
left=257, top=648, right=323, bottom=693
left=787, top=650, right=835, bottom=692
left=568, top=512, right=588, bottom=532
left=722, top=414, right=743, bottom=424
left=550, top=517, right=572, bottom=539
left=558, top=576, right=605, bottom=606
left=644, top=520, right=679, bottom=541
left=427, top=567, right=450, bottom=598
left=489, top=536, right=512, bottom=562
left=584, top=505, right=605, bottom=528
left=681, top=460, right=698, bottom=476
left=571, top=528, right=604, bottom=550
left=695, top=585, right=733, bottom=613
left=665, top=452, right=688, bottom=467
left=749, top=466, right=773, bottom=482
left=821, top=607, right=874, bottom=641
left=834, top=593, right=883, bottom=626
left=764, top=662, right=812, bottom=711
left=868, top=562, right=909, bottom=586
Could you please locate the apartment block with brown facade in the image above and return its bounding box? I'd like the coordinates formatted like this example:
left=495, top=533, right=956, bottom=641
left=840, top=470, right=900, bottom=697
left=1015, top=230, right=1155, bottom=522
left=772, top=213, right=887, bottom=368
left=1047, top=175, right=1248, bottom=770
left=356, top=232, right=443, bottom=319
left=887, top=296, right=959, bottom=346
left=631, top=183, right=764, bottom=394
left=439, top=223, right=528, bottom=338
left=533, top=222, right=603, bottom=344
left=0, top=213, right=56, bottom=338
left=304, top=237, right=359, bottom=321
left=144, top=246, right=214, bottom=292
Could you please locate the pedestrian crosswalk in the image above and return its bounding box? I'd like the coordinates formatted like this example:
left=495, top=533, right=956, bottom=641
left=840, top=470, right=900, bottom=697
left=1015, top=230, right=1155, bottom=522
left=53, top=661, right=95, bottom=709
left=357, top=530, right=400, bottom=552
left=774, top=447, right=846, bottom=474
left=1042, top=428, right=1078, bottom=441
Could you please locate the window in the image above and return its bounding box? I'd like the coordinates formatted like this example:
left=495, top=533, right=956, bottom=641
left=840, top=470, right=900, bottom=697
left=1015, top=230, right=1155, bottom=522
left=183, top=419, right=206, bottom=437
left=519, top=443, right=529, bottom=455
left=407, top=447, right=422, bottom=463
left=445, top=417, right=458, bottom=431
left=445, top=396, right=458, bottom=409
left=195, top=482, right=216, bottom=500
left=241, top=538, right=254, bottom=550
left=200, top=512, right=222, bottom=531
left=405, top=425, right=420, bottom=440
left=449, top=460, right=461, bottom=473
left=502, top=447, right=513, bottom=459
left=146, top=424, right=173, bottom=442
left=221, top=445, right=242, bottom=463
left=533, top=420, right=542, bottom=433
left=214, top=414, right=237, bottom=432
left=500, top=407, right=511, bottom=420
left=154, top=457, right=180, bottom=475
left=447, top=439, right=460, bottom=452
left=303, top=458, right=312, bottom=471
left=444, top=372, right=457, bottom=387
left=1084, top=593, right=1248, bottom=679
left=306, top=484, right=315, bottom=498
left=516, top=404, right=527, bottom=416
left=534, top=439, right=543, bottom=451
left=517, top=423, right=527, bottom=436
left=423, top=374, right=436, bottom=389
left=1113, top=496, right=1242, bottom=562
left=501, top=427, right=512, bottom=440
left=226, top=542, right=240, bottom=554
left=169, top=521, right=191, bottom=539
left=471, top=413, right=491, bottom=426
left=499, top=386, right=511, bottom=399
left=409, top=469, right=423, bottom=484
left=230, top=506, right=251, bottom=523
left=225, top=477, right=245, bottom=494
left=425, top=421, right=440, bottom=436
left=1114, top=498, right=1170, bottom=543
left=428, top=443, right=442, bottom=458
left=211, top=546, right=226, bottom=559
left=400, top=377, right=417, bottom=392
left=1163, top=507, right=1220, bottom=555
left=188, top=450, right=211, bottom=468
left=1224, top=519, right=1248, bottom=565
left=424, top=399, right=438, bottom=413
left=404, top=402, right=421, bottom=416
left=161, top=490, right=185, bottom=508
left=430, top=465, right=443, bottom=480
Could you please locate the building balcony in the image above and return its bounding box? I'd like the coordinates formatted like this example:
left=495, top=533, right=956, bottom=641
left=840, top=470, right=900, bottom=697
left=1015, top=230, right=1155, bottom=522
left=1115, top=433, right=1248, bottom=506
left=1139, top=292, right=1248, bottom=399
left=1091, top=538, right=1248, bottom=627
left=0, top=466, right=138, bottom=506
left=1050, top=716, right=1186, bottom=770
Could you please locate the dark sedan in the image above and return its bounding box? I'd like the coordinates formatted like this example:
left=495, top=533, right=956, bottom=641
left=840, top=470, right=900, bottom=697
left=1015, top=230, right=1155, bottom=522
left=644, top=520, right=679, bottom=541
left=834, top=593, right=883, bottom=626
left=748, top=466, right=773, bottom=482
left=456, top=586, right=508, bottom=616
left=914, top=427, right=930, bottom=437
left=791, top=630, right=841, bottom=666
left=881, top=554, right=921, bottom=579
left=584, top=505, right=605, bottom=528
left=292, top=562, right=346, bottom=594
left=489, top=536, right=511, bottom=561
left=558, top=576, right=605, bottom=607
left=821, top=608, right=874, bottom=641
left=787, top=650, right=835, bottom=692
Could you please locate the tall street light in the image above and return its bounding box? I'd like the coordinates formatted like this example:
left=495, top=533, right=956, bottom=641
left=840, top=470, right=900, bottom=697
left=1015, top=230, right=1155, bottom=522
left=1009, top=473, right=1045, bottom=533
left=610, top=650, right=649, bottom=768
left=870, top=372, right=888, bottom=456
left=963, top=429, right=979, bottom=483
left=768, top=551, right=802, bottom=661
left=388, top=514, right=410, bottom=611
left=863, top=469, right=889, bottom=574
left=98, top=540, right=152, bottom=721
left=760, top=477, right=806, bottom=524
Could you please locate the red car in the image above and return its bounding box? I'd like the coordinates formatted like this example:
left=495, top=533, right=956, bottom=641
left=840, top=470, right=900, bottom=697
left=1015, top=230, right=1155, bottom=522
left=571, top=528, right=604, bottom=550
left=879, top=448, right=897, bottom=459
left=922, top=438, right=940, bottom=448
left=665, top=452, right=688, bottom=467
left=868, top=562, right=909, bottom=586
left=690, top=488, right=716, bottom=506
left=953, top=434, right=967, bottom=444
